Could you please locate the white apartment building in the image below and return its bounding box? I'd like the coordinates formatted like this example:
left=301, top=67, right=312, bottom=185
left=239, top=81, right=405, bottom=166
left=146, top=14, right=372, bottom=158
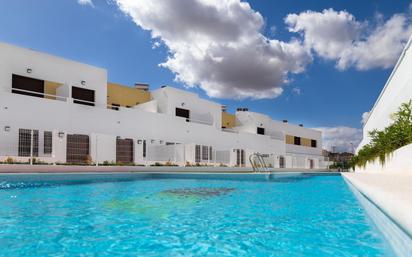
left=0, top=42, right=327, bottom=169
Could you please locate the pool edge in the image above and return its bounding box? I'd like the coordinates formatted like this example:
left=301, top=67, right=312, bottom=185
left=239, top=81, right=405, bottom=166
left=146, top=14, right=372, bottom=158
left=343, top=174, right=412, bottom=257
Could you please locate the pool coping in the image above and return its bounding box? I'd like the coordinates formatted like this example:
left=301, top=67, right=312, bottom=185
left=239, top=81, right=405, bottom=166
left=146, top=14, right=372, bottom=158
left=342, top=173, right=412, bottom=240
left=344, top=177, right=412, bottom=257
left=0, top=164, right=331, bottom=174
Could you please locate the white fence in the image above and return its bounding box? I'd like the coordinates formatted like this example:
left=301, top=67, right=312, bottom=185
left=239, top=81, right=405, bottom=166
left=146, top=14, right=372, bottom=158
left=0, top=130, right=234, bottom=167
left=0, top=128, right=327, bottom=169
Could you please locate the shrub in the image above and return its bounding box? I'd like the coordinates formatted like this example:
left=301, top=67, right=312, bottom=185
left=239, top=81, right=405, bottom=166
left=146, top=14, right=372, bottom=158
left=352, top=100, right=412, bottom=168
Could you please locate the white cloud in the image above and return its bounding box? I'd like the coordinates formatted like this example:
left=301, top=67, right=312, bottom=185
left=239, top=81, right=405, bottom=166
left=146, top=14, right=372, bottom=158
left=314, top=126, right=362, bottom=153
left=114, top=2, right=412, bottom=99
left=115, top=0, right=311, bottom=99
left=78, top=0, right=94, bottom=7
left=285, top=8, right=412, bottom=70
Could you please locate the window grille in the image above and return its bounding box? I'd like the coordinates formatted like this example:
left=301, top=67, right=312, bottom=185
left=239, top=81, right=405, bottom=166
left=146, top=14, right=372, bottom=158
left=66, top=134, right=90, bottom=164
left=18, top=129, right=39, bottom=157
left=44, top=131, right=53, bottom=155
left=195, top=145, right=201, bottom=163
left=116, top=138, right=134, bottom=164
left=202, top=145, right=209, bottom=161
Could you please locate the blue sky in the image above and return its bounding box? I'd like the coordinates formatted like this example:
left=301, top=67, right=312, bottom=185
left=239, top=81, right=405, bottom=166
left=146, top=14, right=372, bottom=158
left=0, top=0, right=411, bottom=151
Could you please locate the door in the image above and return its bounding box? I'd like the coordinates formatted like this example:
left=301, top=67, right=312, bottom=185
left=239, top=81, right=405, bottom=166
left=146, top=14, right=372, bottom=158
left=66, top=134, right=90, bottom=164
left=279, top=156, right=285, bottom=168
left=309, top=159, right=314, bottom=169
left=116, top=138, right=134, bottom=164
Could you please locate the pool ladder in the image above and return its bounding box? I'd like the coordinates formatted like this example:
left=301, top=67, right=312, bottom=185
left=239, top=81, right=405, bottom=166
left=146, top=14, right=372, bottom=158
left=249, top=153, right=270, bottom=173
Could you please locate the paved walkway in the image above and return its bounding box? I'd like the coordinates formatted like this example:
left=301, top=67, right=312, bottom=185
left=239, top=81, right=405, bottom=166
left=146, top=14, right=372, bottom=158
left=343, top=172, right=412, bottom=237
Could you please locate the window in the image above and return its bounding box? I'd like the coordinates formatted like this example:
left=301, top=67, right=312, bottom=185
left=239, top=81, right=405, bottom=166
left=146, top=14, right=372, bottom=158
left=257, top=127, right=265, bottom=135
left=18, top=129, right=39, bottom=157
left=294, top=136, right=301, bottom=146
left=143, top=140, right=147, bottom=158
left=202, top=145, right=209, bottom=161
left=12, top=74, right=45, bottom=98
left=72, top=86, right=95, bottom=106
left=311, top=139, right=317, bottom=148
left=44, top=131, right=53, bottom=155
left=111, top=103, right=120, bottom=111
left=176, top=108, right=190, bottom=121
left=195, top=145, right=201, bottom=163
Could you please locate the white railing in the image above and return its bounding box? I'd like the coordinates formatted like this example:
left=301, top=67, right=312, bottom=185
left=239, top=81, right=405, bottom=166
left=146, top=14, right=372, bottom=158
left=222, top=128, right=238, bottom=133
left=176, top=116, right=214, bottom=126
left=267, top=130, right=284, bottom=140
left=10, top=87, right=98, bottom=106
left=188, top=118, right=213, bottom=126
left=11, top=88, right=68, bottom=102
left=71, top=98, right=96, bottom=106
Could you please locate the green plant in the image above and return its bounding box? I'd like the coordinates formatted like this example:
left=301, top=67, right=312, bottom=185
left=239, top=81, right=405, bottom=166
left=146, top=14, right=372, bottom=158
left=352, top=100, right=412, bottom=168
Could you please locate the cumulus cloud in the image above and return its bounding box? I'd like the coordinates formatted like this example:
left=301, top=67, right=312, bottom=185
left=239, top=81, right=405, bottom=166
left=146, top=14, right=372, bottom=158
left=78, top=0, right=94, bottom=7
left=314, top=126, right=362, bottom=152
left=115, top=0, right=311, bottom=99
left=114, top=1, right=412, bottom=99
left=286, top=8, right=412, bottom=70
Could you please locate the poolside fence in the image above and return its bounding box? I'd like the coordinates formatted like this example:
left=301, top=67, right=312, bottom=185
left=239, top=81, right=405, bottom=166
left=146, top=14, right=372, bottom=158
left=0, top=129, right=329, bottom=169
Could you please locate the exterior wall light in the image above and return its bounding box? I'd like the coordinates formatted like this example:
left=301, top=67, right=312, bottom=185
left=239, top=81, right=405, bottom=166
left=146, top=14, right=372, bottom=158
left=58, top=132, right=65, bottom=138
left=4, top=126, right=10, bottom=132
left=137, top=140, right=142, bottom=144
left=181, top=102, right=185, bottom=107
left=27, top=68, right=32, bottom=74
left=81, top=80, right=86, bottom=86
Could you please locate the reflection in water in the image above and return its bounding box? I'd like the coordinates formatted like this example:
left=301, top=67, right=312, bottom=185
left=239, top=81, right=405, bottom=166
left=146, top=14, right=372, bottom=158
left=105, top=187, right=236, bottom=219
left=162, top=187, right=235, bottom=197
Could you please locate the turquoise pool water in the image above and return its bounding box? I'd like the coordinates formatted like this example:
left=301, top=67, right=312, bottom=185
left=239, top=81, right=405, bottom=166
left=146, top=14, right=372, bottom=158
left=0, top=174, right=395, bottom=256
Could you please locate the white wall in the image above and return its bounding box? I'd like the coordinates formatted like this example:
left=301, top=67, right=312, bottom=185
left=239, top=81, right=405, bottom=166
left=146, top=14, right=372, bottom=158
left=235, top=110, right=323, bottom=157
left=358, top=36, right=412, bottom=150
left=151, top=86, right=222, bottom=128
left=355, top=144, right=412, bottom=173
left=0, top=92, right=286, bottom=166
left=0, top=42, right=108, bottom=106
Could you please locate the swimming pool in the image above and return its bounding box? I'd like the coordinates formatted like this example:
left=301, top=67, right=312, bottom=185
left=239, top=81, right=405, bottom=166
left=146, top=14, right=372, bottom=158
left=0, top=173, right=398, bottom=256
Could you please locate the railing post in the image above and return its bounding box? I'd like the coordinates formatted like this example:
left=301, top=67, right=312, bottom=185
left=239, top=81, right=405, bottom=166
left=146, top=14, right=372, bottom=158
left=95, top=135, right=98, bottom=166
left=30, top=130, right=33, bottom=165
left=183, top=144, right=186, bottom=167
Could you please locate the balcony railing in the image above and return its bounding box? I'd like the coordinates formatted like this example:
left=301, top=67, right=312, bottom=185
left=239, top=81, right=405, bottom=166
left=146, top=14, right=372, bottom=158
left=222, top=128, right=238, bottom=133
left=6, top=88, right=218, bottom=127
left=11, top=88, right=68, bottom=102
